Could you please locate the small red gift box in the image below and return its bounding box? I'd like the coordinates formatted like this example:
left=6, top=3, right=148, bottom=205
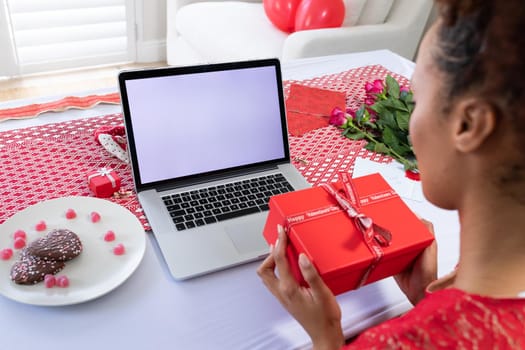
left=263, top=172, right=434, bottom=295
left=87, top=168, right=121, bottom=198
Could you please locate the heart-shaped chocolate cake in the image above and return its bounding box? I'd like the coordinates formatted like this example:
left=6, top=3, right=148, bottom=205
left=25, top=229, right=83, bottom=261
left=10, top=250, right=66, bottom=285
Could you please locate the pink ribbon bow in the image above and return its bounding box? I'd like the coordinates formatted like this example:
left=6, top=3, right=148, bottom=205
left=321, top=172, right=392, bottom=287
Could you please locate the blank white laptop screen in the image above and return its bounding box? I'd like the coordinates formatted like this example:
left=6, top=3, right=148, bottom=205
left=124, top=65, right=286, bottom=185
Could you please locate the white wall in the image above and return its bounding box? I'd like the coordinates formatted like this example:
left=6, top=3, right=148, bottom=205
left=135, top=0, right=167, bottom=62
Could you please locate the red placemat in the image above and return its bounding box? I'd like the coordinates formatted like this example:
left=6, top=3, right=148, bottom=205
left=0, top=65, right=405, bottom=231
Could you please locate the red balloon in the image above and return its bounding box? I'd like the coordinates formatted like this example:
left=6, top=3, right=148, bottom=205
left=294, top=0, right=345, bottom=31
left=263, top=0, right=302, bottom=33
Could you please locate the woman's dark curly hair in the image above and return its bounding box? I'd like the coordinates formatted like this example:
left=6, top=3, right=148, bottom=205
left=434, top=0, right=525, bottom=124
left=433, top=0, right=525, bottom=190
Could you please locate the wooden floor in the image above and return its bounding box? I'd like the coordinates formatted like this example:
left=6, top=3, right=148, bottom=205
left=0, top=62, right=167, bottom=103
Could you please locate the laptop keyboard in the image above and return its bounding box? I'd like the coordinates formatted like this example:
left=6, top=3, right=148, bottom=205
left=162, top=174, right=295, bottom=231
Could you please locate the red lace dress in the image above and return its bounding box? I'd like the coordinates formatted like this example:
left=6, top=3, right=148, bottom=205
left=345, top=278, right=525, bottom=349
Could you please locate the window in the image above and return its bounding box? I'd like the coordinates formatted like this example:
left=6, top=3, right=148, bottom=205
left=0, top=0, right=136, bottom=76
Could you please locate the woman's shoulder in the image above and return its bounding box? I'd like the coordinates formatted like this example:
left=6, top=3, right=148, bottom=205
left=345, top=288, right=525, bottom=349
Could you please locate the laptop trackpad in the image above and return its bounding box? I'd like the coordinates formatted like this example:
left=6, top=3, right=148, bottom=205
left=225, top=221, right=268, bottom=255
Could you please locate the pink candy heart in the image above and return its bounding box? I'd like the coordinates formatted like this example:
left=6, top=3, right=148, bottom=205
left=104, top=230, right=116, bottom=242
left=56, top=275, right=69, bottom=288
left=90, top=212, right=101, bottom=223
left=0, top=248, right=13, bottom=260
left=113, top=243, right=125, bottom=256
left=13, top=237, right=26, bottom=249
left=13, top=230, right=26, bottom=240
left=65, top=208, right=77, bottom=219
left=35, top=220, right=47, bottom=231
left=44, top=274, right=56, bottom=288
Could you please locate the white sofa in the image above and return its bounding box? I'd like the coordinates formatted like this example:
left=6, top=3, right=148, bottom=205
left=166, top=0, right=433, bottom=66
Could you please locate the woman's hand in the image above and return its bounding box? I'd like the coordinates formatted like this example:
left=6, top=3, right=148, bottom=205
left=257, top=225, right=345, bottom=350
left=394, top=218, right=438, bottom=305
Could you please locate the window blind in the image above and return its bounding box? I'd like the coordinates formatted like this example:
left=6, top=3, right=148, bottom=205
left=5, top=0, right=135, bottom=75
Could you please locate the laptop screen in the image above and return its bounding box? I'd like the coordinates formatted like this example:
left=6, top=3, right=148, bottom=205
left=120, top=59, right=289, bottom=189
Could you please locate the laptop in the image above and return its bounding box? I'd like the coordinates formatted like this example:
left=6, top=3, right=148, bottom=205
left=118, top=58, right=310, bottom=280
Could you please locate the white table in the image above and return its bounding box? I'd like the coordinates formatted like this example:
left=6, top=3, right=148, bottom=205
left=0, top=50, right=460, bottom=349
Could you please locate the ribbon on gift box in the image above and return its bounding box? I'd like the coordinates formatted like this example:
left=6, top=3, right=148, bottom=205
left=284, top=172, right=392, bottom=288
left=87, top=167, right=118, bottom=189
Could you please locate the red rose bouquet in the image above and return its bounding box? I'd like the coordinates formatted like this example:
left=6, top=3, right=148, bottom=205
left=330, top=75, right=418, bottom=172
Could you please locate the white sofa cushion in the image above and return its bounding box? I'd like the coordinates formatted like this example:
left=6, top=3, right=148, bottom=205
left=175, top=2, right=287, bottom=62
left=170, top=36, right=209, bottom=65
left=343, top=0, right=367, bottom=27
left=357, top=0, right=395, bottom=25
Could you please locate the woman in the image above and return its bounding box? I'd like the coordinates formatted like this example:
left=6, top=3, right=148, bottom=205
left=257, top=0, right=525, bottom=348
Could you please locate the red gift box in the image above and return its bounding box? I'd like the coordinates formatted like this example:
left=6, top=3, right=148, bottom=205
left=263, top=172, right=434, bottom=295
left=87, top=168, right=121, bottom=198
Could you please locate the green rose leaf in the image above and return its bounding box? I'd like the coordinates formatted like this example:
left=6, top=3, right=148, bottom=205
left=382, top=126, right=399, bottom=148
left=382, top=98, right=407, bottom=112
left=386, top=75, right=400, bottom=99
left=343, top=128, right=366, bottom=140
left=373, top=142, right=390, bottom=154
left=369, top=102, right=385, bottom=115
left=364, top=142, right=376, bottom=151
left=377, top=109, right=396, bottom=129
left=395, top=111, right=410, bottom=131
left=395, top=143, right=412, bottom=155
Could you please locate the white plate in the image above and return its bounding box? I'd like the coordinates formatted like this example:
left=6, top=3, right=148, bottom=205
left=0, top=196, right=146, bottom=306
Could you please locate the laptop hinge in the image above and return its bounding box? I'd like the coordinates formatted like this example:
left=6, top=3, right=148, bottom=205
left=152, top=163, right=282, bottom=193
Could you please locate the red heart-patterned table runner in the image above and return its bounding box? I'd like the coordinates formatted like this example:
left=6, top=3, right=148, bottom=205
left=0, top=65, right=408, bottom=231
